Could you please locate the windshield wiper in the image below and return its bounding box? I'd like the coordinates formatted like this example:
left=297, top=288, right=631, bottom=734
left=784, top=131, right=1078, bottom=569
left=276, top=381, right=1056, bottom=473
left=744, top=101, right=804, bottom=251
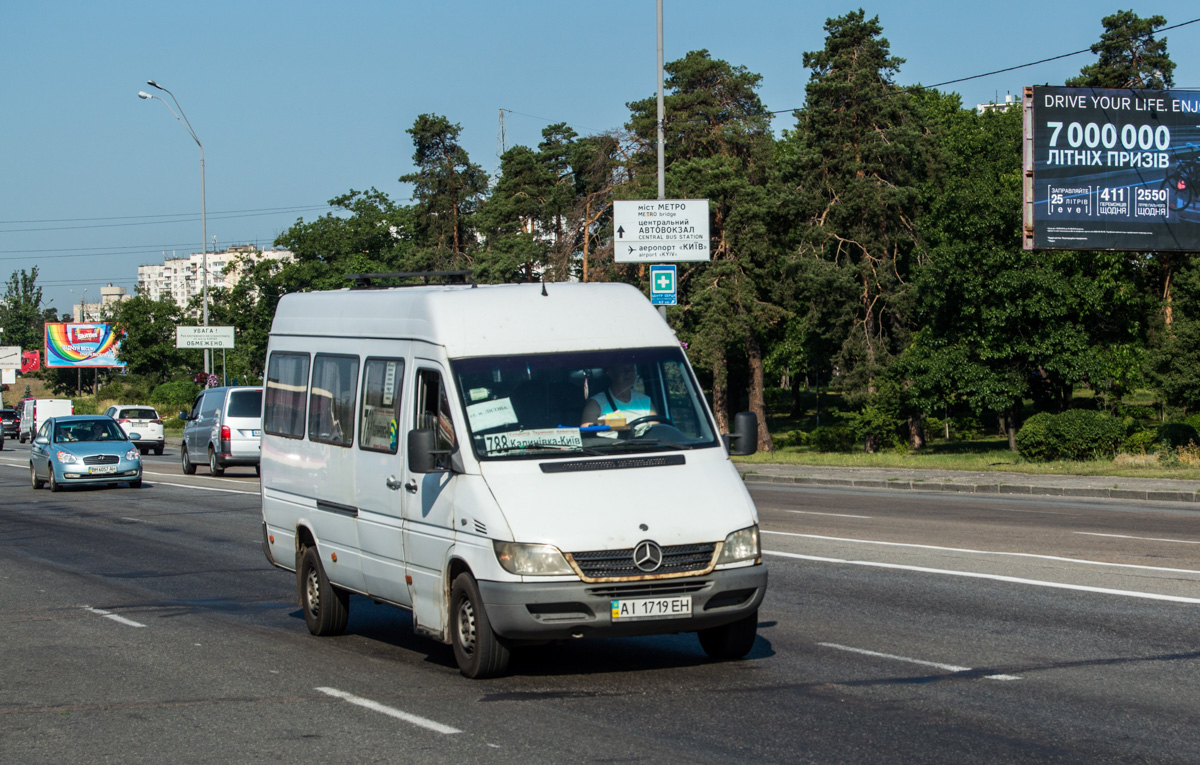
left=593, top=438, right=692, bottom=452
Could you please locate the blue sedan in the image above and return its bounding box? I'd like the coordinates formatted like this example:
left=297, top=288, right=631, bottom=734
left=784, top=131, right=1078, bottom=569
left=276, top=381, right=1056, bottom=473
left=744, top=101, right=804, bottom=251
left=30, top=415, right=144, bottom=491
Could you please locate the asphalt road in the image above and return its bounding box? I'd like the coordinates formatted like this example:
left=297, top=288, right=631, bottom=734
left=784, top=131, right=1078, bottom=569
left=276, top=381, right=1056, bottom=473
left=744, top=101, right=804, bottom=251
left=2, top=441, right=1199, bottom=764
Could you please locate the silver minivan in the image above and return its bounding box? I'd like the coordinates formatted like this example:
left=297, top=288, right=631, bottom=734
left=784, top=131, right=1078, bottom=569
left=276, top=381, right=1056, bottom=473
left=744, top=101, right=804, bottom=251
left=180, top=386, right=263, bottom=476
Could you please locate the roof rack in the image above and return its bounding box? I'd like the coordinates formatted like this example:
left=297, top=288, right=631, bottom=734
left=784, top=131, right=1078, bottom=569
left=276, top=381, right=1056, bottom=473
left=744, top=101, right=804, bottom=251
left=346, top=270, right=477, bottom=289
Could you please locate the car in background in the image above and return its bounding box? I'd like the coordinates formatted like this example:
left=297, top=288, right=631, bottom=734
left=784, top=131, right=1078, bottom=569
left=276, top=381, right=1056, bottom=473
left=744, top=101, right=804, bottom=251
left=180, top=385, right=263, bottom=476
left=0, top=409, right=19, bottom=440
left=29, top=415, right=143, bottom=492
left=104, top=405, right=165, bottom=455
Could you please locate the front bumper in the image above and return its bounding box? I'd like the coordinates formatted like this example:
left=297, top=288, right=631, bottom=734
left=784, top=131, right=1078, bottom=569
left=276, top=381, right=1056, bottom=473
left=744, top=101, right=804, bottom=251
left=58, top=466, right=142, bottom=484
left=478, top=564, right=767, bottom=641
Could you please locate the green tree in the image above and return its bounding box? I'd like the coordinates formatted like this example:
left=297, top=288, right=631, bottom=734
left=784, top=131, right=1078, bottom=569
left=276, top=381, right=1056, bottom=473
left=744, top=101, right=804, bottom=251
left=780, top=10, right=933, bottom=448
left=400, top=114, right=489, bottom=268
left=1149, top=254, right=1200, bottom=413
left=109, top=295, right=191, bottom=382
left=627, top=50, right=785, bottom=449
left=0, top=267, right=47, bottom=353
left=1067, top=10, right=1175, bottom=89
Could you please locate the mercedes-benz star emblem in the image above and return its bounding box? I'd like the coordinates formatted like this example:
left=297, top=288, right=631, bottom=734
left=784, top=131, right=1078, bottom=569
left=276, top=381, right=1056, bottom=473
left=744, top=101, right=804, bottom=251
left=633, top=540, right=664, bottom=573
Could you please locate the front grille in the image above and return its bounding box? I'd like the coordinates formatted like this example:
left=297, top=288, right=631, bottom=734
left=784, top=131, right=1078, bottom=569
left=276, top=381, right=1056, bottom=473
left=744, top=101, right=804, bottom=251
left=568, top=542, right=717, bottom=580
left=588, top=581, right=709, bottom=599
left=83, top=455, right=119, bottom=465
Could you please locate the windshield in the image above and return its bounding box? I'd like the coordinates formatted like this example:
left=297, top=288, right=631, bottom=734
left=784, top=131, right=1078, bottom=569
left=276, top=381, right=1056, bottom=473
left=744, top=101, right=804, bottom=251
left=451, top=347, right=719, bottom=460
left=56, top=419, right=127, bottom=443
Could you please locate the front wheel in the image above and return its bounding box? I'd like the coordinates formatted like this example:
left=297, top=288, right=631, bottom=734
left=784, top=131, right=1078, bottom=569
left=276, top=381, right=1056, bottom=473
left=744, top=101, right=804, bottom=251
left=181, top=444, right=196, bottom=475
left=30, top=464, right=44, bottom=490
left=697, top=610, right=759, bottom=661
left=208, top=447, right=224, bottom=476
left=451, top=573, right=510, bottom=678
left=48, top=470, right=61, bottom=493
left=299, top=546, right=349, bottom=636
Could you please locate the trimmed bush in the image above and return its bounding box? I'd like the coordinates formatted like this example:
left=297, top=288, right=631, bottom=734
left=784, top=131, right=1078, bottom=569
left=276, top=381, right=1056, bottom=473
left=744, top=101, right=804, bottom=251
left=151, top=380, right=200, bottom=411
left=1124, top=428, right=1160, bottom=454
left=1016, top=409, right=1125, bottom=462
left=811, top=425, right=855, bottom=453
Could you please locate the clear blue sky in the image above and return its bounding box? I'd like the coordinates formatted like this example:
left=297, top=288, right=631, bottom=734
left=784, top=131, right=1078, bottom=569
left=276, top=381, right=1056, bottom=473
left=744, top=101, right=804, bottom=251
left=3, top=1, right=1199, bottom=318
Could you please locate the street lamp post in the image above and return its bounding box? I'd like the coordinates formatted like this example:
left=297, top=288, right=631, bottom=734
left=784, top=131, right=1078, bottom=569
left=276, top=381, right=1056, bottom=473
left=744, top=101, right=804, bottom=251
left=138, top=81, right=210, bottom=374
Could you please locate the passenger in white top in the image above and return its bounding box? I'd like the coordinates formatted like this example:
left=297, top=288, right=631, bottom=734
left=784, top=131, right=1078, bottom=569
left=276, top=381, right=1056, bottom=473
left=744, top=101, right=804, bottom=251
left=581, top=364, right=656, bottom=427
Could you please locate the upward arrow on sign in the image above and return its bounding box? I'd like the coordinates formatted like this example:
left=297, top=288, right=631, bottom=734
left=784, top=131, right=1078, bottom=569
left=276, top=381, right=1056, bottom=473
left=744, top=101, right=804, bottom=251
left=617, top=226, right=625, bottom=238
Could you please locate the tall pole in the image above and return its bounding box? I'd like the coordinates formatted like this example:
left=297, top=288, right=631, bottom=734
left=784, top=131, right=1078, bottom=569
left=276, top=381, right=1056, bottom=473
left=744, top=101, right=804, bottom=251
left=656, top=0, right=665, bottom=201
left=140, top=81, right=210, bottom=374
left=656, top=0, right=668, bottom=322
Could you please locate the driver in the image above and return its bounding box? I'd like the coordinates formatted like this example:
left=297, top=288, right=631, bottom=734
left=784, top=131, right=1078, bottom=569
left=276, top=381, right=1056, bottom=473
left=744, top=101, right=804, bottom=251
left=581, top=363, right=656, bottom=429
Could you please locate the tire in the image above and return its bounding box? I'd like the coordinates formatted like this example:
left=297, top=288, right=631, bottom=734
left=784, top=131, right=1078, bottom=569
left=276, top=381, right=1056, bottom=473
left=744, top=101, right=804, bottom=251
left=138, top=446, right=147, bottom=456
left=209, top=447, right=224, bottom=476
left=48, top=470, right=61, bottom=493
left=129, top=478, right=143, bottom=489
left=181, top=444, right=196, bottom=475
left=697, top=609, right=759, bottom=661
left=155, top=446, right=164, bottom=456
left=30, top=464, right=44, bottom=490
left=451, top=572, right=510, bottom=678
left=299, top=546, right=349, bottom=636
left=254, top=464, right=261, bottom=477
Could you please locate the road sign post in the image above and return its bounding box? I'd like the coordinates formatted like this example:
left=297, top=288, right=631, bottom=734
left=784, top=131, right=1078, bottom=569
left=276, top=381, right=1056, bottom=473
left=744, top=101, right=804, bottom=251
left=175, top=326, right=235, bottom=349
left=650, top=265, right=677, bottom=306
left=613, top=199, right=711, bottom=262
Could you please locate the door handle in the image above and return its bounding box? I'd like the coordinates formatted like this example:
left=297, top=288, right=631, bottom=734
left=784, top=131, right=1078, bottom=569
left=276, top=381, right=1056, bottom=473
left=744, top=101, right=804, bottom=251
left=404, top=480, right=418, bottom=493
left=385, top=475, right=404, bottom=491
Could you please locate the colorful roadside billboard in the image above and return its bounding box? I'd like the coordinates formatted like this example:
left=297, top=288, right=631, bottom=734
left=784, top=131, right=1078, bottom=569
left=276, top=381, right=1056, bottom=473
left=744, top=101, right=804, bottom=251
left=1024, top=86, right=1200, bottom=251
left=44, top=323, right=126, bottom=368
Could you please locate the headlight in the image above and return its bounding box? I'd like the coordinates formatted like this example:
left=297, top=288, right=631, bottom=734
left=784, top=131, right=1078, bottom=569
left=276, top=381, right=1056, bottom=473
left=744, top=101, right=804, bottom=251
left=494, top=541, right=574, bottom=576
left=716, top=525, right=760, bottom=565
left=126, top=448, right=141, bottom=461
left=55, top=451, right=81, bottom=464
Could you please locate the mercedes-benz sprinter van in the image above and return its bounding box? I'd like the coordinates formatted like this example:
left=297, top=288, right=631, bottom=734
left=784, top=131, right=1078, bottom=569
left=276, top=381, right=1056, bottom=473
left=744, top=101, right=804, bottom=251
left=259, top=278, right=766, bottom=677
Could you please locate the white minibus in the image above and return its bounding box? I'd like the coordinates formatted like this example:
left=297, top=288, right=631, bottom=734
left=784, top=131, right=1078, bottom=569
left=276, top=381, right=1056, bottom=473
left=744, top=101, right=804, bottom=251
left=260, top=276, right=767, bottom=677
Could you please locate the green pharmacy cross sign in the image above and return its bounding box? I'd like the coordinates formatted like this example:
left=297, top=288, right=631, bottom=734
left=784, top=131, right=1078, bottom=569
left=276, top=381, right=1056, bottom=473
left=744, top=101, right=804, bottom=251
left=650, top=265, right=677, bottom=306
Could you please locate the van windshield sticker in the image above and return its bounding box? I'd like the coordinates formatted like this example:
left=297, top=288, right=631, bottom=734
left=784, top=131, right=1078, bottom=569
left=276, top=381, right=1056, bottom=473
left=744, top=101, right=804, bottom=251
left=469, top=387, right=489, bottom=401
left=484, top=428, right=583, bottom=453
left=466, top=398, right=518, bottom=431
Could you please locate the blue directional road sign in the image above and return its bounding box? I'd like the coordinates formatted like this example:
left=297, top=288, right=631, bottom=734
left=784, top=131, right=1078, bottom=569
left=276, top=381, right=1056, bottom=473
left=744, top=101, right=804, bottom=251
left=650, top=264, right=677, bottom=306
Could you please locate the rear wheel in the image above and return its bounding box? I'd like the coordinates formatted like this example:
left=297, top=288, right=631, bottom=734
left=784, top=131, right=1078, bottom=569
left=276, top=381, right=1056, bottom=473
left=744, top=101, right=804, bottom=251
left=208, top=447, right=224, bottom=476
left=299, top=546, right=349, bottom=636
left=451, top=572, right=510, bottom=678
left=697, top=610, right=758, bottom=661
left=154, top=445, right=164, bottom=456
left=30, top=464, right=44, bottom=490
left=181, top=444, right=196, bottom=475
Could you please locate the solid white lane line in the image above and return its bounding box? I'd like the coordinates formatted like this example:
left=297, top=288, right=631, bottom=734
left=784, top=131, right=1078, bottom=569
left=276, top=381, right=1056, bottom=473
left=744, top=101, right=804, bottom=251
left=84, top=607, right=146, bottom=628
left=787, top=510, right=872, bottom=519
left=818, top=642, right=1020, bottom=681
left=315, top=687, right=461, bottom=734
left=1076, top=532, right=1200, bottom=545
left=765, top=549, right=1200, bottom=604
left=763, top=530, right=1200, bottom=576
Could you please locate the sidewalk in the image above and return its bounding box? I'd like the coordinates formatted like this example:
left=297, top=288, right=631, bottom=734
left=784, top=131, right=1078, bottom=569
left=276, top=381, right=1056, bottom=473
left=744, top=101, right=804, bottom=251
left=737, top=463, right=1200, bottom=505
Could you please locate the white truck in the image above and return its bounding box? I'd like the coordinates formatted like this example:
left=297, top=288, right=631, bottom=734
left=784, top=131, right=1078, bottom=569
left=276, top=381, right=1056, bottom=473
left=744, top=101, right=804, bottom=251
left=259, top=277, right=766, bottom=677
left=20, top=398, right=74, bottom=443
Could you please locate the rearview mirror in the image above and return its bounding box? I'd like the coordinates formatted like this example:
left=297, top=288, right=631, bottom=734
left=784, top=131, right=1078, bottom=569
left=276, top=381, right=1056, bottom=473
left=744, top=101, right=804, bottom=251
left=724, top=411, right=758, bottom=456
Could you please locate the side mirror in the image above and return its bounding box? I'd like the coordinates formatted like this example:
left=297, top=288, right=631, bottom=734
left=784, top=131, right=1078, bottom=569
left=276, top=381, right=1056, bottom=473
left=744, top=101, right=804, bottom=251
left=178, top=411, right=189, bottom=421
left=128, top=432, right=142, bottom=441
left=34, top=436, right=49, bottom=446
left=724, top=411, right=758, bottom=456
left=407, top=428, right=441, bottom=474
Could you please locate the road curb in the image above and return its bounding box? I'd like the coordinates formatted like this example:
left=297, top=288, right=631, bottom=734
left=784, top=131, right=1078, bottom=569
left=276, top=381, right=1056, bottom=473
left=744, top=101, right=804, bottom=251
left=740, top=472, right=1200, bottom=505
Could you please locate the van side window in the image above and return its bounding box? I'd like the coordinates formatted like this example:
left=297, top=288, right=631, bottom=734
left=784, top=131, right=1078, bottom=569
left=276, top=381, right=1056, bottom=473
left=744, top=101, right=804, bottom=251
left=416, top=369, right=457, bottom=455
left=265, top=352, right=310, bottom=439
left=360, top=358, right=404, bottom=453
left=309, top=354, right=359, bottom=447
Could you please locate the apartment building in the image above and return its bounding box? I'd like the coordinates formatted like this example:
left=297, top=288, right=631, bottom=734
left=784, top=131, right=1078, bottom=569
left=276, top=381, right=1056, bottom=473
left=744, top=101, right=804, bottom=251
left=137, top=245, right=294, bottom=315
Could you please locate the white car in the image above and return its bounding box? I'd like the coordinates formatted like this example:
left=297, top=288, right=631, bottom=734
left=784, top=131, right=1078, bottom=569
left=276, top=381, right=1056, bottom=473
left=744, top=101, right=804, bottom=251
left=105, top=405, right=165, bottom=455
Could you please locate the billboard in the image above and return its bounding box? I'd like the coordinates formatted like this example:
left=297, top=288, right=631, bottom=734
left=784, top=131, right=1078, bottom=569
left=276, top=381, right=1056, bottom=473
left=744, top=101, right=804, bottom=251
left=1024, top=86, right=1200, bottom=251
left=44, top=323, right=126, bottom=368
